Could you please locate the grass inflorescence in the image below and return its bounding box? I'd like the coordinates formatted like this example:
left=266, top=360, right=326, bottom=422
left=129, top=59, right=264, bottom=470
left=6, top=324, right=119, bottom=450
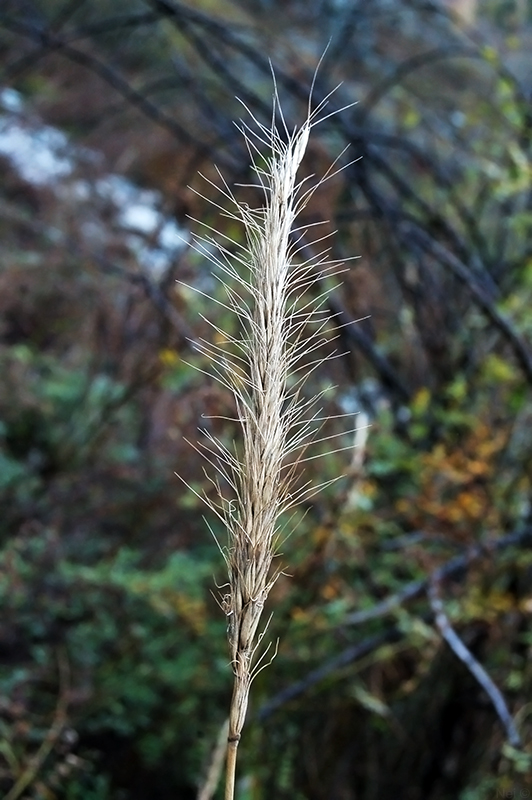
left=185, top=76, right=353, bottom=800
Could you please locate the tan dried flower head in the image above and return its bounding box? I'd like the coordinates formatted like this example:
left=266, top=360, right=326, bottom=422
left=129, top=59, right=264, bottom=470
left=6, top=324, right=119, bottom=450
left=184, top=75, right=354, bottom=800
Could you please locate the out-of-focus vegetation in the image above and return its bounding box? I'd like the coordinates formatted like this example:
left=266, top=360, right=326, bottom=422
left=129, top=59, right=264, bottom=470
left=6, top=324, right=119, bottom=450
left=0, top=1, right=531, bottom=798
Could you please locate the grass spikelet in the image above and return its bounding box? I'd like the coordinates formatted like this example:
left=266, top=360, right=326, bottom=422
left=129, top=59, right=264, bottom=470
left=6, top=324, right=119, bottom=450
left=186, top=78, right=352, bottom=800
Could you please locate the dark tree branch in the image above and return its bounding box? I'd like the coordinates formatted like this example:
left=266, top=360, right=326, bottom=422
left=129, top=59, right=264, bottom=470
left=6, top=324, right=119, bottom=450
left=0, top=14, right=219, bottom=164
left=256, top=628, right=403, bottom=722
left=343, top=527, right=532, bottom=627
left=429, top=579, right=522, bottom=748
left=361, top=45, right=479, bottom=120
left=327, top=294, right=412, bottom=404
left=257, top=527, right=532, bottom=720
left=402, top=222, right=532, bottom=384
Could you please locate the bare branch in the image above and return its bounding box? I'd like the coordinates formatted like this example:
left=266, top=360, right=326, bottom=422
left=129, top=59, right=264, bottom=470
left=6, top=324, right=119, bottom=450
left=428, top=580, right=522, bottom=749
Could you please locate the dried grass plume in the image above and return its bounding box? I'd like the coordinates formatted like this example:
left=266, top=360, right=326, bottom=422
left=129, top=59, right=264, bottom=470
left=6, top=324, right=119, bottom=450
left=185, top=75, right=353, bottom=800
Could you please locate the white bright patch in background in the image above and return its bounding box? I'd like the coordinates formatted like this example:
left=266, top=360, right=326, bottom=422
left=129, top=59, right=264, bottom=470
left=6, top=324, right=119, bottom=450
left=0, top=87, right=188, bottom=280
left=0, top=116, right=73, bottom=184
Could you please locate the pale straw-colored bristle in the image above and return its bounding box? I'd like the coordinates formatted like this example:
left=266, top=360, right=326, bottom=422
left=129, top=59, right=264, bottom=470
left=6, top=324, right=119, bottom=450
left=185, top=78, right=354, bottom=800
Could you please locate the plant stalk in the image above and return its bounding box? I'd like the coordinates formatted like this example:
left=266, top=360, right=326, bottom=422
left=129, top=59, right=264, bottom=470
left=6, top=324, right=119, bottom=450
left=224, top=737, right=239, bottom=800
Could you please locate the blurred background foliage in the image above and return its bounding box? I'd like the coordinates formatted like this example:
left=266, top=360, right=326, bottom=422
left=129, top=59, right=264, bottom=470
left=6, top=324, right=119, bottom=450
left=0, top=0, right=532, bottom=798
